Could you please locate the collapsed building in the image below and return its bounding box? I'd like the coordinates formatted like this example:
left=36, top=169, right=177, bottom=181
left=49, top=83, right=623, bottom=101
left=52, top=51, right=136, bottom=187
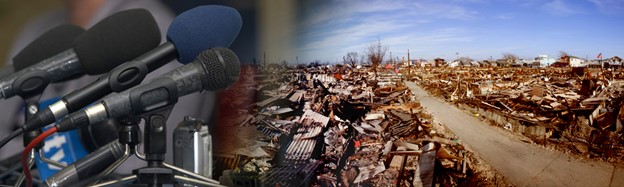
left=214, top=65, right=511, bottom=186
left=413, top=66, right=624, bottom=162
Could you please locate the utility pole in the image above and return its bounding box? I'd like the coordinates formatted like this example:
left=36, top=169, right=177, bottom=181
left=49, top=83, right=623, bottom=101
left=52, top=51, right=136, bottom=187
left=600, top=52, right=603, bottom=69
left=407, top=49, right=411, bottom=76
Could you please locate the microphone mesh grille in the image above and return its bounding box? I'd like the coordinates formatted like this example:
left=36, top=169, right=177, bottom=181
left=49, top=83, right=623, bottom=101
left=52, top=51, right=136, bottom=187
left=197, top=48, right=240, bottom=91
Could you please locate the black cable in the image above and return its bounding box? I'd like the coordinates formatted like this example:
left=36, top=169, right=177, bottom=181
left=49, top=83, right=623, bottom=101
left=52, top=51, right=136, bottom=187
left=0, top=129, right=23, bottom=150
left=0, top=163, right=42, bottom=184
left=0, top=162, right=21, bottom=179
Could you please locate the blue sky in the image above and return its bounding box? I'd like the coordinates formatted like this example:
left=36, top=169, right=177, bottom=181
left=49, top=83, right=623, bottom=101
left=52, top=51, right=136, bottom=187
left=295, top=0, right=624, bottom=64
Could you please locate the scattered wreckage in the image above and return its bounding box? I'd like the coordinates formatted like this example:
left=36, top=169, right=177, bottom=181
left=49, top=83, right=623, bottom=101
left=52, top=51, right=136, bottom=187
left=413, top=66, right=624, bottom=162
left=215, top=65, right=510, bottom=186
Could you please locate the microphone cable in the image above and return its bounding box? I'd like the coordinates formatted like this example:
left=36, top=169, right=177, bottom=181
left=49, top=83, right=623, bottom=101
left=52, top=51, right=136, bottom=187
left=21, top=126, right=57, bottom=187
left=0, top=129, right=23, bottom=150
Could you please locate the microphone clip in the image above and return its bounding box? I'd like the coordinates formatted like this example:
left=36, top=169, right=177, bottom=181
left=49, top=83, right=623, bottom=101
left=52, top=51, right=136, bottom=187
left=130, top=105, right=175, bottom=185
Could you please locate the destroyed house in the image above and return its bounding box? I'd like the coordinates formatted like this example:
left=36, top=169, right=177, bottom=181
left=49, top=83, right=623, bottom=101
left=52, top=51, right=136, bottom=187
left=217, top=66, right=487, bottom=186
left=414, top=65, right=624, bottom=167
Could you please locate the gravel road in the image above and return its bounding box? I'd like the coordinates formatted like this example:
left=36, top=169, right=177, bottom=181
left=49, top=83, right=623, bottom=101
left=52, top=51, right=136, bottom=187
left=405, top=81, right=623, bottom=187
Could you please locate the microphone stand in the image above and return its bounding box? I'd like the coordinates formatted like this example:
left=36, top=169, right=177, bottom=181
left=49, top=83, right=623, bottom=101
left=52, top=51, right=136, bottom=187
left=88, top=105, right=223, bottom=187
left=17, top=94, right=69, bottom=186
left=14, top=94, right=42, bottom=187
left=12, top=73, right=72, bottom=186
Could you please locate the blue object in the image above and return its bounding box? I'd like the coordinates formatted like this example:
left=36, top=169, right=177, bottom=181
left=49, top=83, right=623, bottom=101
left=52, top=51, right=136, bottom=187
left=167, top=5, right=242, bottom=64
left=33, top=97, right=88, bottom=180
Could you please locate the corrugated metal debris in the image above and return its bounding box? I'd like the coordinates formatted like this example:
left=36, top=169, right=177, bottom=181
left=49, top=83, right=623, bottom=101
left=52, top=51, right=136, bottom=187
left=215, top=66, right=509, bottom=186
left=413, top=66, right=624, bottom=162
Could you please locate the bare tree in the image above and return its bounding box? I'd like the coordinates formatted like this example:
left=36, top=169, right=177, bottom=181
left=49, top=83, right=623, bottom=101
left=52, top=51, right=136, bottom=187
left=281, top=60, right=288, bottom=69
left=343, top=52, right=359, bottom=68
left=366, top=38, right=388, bottom=78
left=559, top=51, right=569, bottom=58
left=502, top=53, right=519, bottom=64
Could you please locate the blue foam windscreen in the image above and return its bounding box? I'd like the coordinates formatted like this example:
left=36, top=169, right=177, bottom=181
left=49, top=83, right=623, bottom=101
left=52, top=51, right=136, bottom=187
left=166, top=5, right=242, bottom=64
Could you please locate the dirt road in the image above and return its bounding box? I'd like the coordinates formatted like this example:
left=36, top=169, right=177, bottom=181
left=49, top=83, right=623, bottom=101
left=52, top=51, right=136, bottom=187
left=405, top=81, right=623, bottom=187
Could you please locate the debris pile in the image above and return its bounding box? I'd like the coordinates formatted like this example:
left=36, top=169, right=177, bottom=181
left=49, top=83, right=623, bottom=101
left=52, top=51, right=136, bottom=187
left=413, top=66, right=624, bottom=162
left=216, top=66, right=510, bottom=186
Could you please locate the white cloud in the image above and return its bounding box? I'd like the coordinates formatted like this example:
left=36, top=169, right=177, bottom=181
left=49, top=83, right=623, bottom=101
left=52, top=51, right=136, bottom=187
left=543, top=0, right=585, bottom=16
left=452, top=0, right=486, bottom=3
left=298, top=0, right=406, bottom=29
left=409, top=1, right=479, bottom=20
left=588, top=0, right=624, bottom=14
left=300, top=20, right=408, bottom=50
left=298, top=26, right=476, bottom=62
left=495, top=15, right=513, bottom=20
left=510, top=0, right=548, bottom=7
left=299, top=0, right=481, bottom=29
left=296, top=0, right=482, bottom=62
left=293, top=0, right=622, bottom=63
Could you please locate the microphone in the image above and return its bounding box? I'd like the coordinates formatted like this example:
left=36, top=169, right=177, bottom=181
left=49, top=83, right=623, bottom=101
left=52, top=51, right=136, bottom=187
left=0, top=65, right=14, bottom=80
left=43, top=140, right=125, bottom=187
left=1, top=24, right=83, bottom=81
left=22, top=5, right=242, bottom=133
left=12, top=24, right=85, bottom=72
left=0, top=9, right=160, bottom=99
left=56, top=47, right=240, bottom=132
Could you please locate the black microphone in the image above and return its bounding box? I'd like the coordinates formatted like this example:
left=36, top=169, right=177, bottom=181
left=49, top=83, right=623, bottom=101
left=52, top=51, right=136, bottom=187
left=0, top=9, right=160, bottom=150
left=43, top=140, right=125, bottom=187
left=0, top=65, right=14, bottom=80
left=1, top=24, right=84, bottom=80
left=0, top=9, right=160, bottom=99
left=12, top=24, right=85, bottom=72
left=56, top=47, right=240, bottom=132
left=21, top=5, right=242, bottom=133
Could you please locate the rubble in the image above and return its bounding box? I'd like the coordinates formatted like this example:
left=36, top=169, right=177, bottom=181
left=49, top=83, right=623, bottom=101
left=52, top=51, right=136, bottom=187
left=413, top=66, right=624, bottom=163
left=215, top=65, right=511, bottom=186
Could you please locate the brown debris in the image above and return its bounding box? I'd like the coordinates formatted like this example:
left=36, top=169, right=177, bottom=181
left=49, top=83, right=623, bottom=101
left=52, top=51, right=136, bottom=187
left=216, top=65, right=510, bottom=186
left=413, top=66, right=624, bottom=164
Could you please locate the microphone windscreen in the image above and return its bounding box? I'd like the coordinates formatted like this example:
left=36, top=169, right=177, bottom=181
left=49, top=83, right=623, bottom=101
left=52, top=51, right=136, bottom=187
left=167, top=5, right=242, bottom=64
left=199, top=47, right=240, bottom=91
left=73, top=9, right=161, bottom=75
left=13, top=24, right=85, bottom=71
